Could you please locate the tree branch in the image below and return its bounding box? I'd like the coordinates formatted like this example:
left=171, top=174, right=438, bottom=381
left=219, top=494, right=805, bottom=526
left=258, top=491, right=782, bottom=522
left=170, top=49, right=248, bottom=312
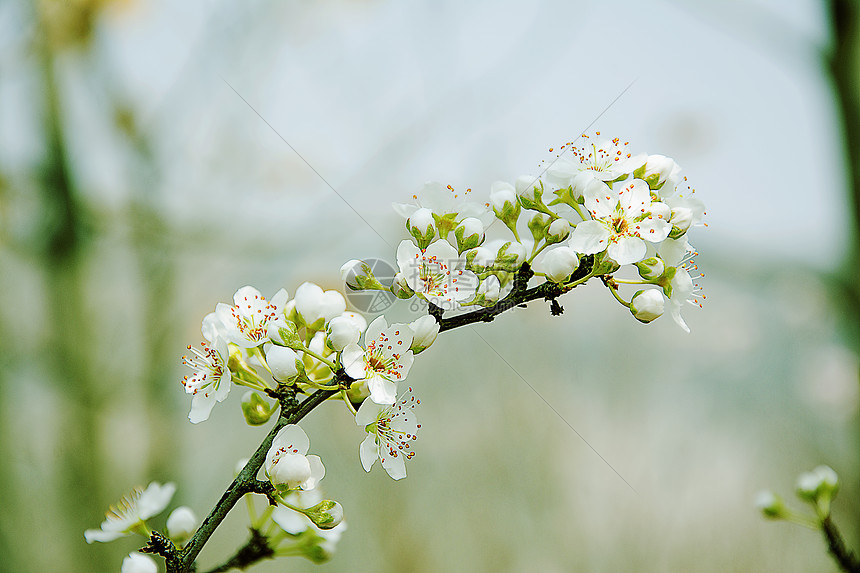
left=822, top=516, right=860, bottom=573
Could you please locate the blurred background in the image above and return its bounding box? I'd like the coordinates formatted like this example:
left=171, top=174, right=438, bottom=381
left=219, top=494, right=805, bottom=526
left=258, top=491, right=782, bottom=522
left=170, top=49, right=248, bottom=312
left=1, top=0, right=858, bottom=571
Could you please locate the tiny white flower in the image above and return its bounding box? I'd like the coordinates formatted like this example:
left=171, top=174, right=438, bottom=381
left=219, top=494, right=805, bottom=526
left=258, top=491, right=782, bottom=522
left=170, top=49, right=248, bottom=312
left=356, top=386, right=420, bottom=480
left=294, top=282, right=346, bottom=328
left=408, top=315, right=439, bottom=354
left=215, top=286, right=289, bottom=348
left=166, top=506, right=198, bottom=544
left=396, top=239, right=479, bottom=309
left=85, top=482, right=176, bottom=543
left=121, top=553, right=157, bottom=573
left=265, top=425, right=325, bottom=491
left=341, top=316, right=414, bottom=405
left=569, top=178, right=671, bottom=265
left=182, top=313, right=231, bottom=423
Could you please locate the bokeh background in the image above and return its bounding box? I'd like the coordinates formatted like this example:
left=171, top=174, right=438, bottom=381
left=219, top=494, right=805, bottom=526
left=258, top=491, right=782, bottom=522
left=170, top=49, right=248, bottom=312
left=1, top=0, right=858, bottom=571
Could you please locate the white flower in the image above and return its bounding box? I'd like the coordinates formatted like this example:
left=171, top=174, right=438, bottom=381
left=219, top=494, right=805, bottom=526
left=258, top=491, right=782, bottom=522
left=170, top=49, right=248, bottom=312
left=396, top=239, right=479, bottom=309
left=637, top=154, right=681, bottom=190
left=182, top=313, right=231, bottom=423
left=294, top=282, right=346, bottom=328
left=393, top=181, right=491, bottom=223
left=85, top=482, right=176, bottom=543
left=477, top=274, right=501, bottom=302
left=658, top=237, right=703, bottom=333
left=569, top=178, right=671, bottom=265
left=356, top=386, right=420, bottom=480
left=408, top=315, right=439, bottom=354
left=664, top=193, right=706, bottom=235
left=216, top=286, right=289, bottom=348
left=535, top=246, right=579, bottom=283
left=166, top=506, right=198, bottom=544
left=341, top=316, right=414, bottom=405
left=121, top=553, right=157, bottom=573
left=629, top=289, right=664, bottom=323
left=546, top=136, right=646, bottom=192
left=265, top=425, right=325, bottom=491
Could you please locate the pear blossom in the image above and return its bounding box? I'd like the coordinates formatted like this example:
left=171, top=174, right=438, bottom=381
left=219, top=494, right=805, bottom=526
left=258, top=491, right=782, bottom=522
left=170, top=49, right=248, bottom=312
left=215, top=286, right=289, bottom=348
left=326, top=316, right=361, bottom=351
left=294, top=282, right=346, bottom=328
left=265, top=344, right=302, bottom=381
left=569, top=178, right=671, bottom=265
left=182, top=313, right=231, bottom=423
left=121, top=553, right=157, bottom=573
left=545, top=135, right=646, bottom=193
left=658, top=237, right=704, bottom=333
left=396, top=239, right=479, bottom=309
left=476, top=274, right=501, bottom=303
left=356, top=386, right=420, bottom=480
left=393, top=181, right=491, bottom=223
left=265, top=425, right=325, bottom=491
left=635, top=154, right=681, bottom=190
left=341, top=316, right=414, bottom=405
left=664, top=193, right=706, bottom=237
left=85, top=482, right=176, bottom=543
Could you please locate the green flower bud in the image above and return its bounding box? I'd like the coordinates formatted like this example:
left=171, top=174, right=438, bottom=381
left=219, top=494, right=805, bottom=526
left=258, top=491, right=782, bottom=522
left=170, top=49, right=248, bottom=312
left=406, top=208, right=436, bottom=249
left=635, top=257, right=665, bottom=280
left=340, top=259, right=386, bottom=291
left=304, top=500, right=344, bottom=530
left=754, top=491, right=786, bottom=520
left=454, top=217, right=485, bottom=253
left=528, top=213, right=551, bottom=242
left=545, top=218, right=571, bottom=244
left=241, top=391, right=275, bottom=425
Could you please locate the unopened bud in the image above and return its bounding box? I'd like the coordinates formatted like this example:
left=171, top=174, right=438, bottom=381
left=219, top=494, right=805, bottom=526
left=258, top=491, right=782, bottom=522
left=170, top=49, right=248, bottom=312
left=490, top=181, right=521, bottom=231
left=477, top=275, right=501, bottom=303
left=269, top=454, right=312, bottom=490
left=635, top=257, right=665, bottom=280
left=326, top=316, right=361, bottom=351
left=391, top=273, right=414, bottom=299
left=754, top=491, right=786, bottom=520
left=516, top=176, right=544, bottom=210
left=340, top=260, right=385, bottom=291
left=629, top=290, right=664, bottom=323
left=668, top=207, right=693, bottom=238
left=121, top=553, right=157, bottom=573
left=495, top=241, right=527, bottom=271
left=634, top=154, right=680, bottom=190
left=528, top=212, right=551, bottom=242
left=409, top=315, right=439, bottom=354
left=242, top=391, right=276, bottom=425
left=796, top=465, right=839, bottom=503
left=539, top=247, right=579, bottom=283
left=304, top=500, right=344, bottom=530
left=545, top=218, right=571, bottom=244
left=454, top=217, right=485, bottom=253
left=266, top=345, right=303, bottom=381
left=166, top=506, right=198, bottom=544
left=407, top=208, right=436, bottom=249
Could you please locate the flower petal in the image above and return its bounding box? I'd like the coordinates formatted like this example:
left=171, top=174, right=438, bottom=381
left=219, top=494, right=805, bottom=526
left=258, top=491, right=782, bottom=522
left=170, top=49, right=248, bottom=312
left=359, top=434, right=378, bottom=472
left=569, top=220, right=609, bottom=254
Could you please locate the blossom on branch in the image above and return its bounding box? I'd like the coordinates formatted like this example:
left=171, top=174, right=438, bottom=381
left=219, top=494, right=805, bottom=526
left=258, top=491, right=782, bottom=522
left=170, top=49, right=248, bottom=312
left=216, top=286, right=289, bottom=348
left=266, top=425, right=325, bottom=492
left=342, top=316, right=414, bottom=405
left=84, top=482, right=176, bottom=543
left=182, top=312, right=231, bottom=423
left=356, top=386, right=420, bottom=480
left=396, top=239, right=479, bottom=309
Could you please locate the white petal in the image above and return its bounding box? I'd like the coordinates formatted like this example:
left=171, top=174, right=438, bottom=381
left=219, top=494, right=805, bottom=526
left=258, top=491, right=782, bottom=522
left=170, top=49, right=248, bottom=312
left=84, top=528, right=128, bottom=543
left=303, top=455, right=326, bottom=490
left=569, top=220, right=610, bottom=254
left=364, top=316, right=388, bottom=345
left=607, top=236, right=646, bottom=265
left=341, top=343, right=367, bottom=380
left=367, top=375, right=397, bottom=405
left=359, top=434, right=379, bottom=472
left=189, top=393, right=217, bottom=424
left=271, top=505, right=310, bottom=534
left=381, top=450, right=407, bottom=480
left=138, top=482, right=176, bottom=520
left=582, top=179, right=616, bottom=219
left=272, top=424, right=310, bottom=456
left=355, top=398, right=385, bottom=426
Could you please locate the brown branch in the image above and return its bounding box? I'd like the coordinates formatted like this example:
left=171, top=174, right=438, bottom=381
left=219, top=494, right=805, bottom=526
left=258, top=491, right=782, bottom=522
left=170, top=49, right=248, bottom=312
left=822, top=516, right=860, bottom=573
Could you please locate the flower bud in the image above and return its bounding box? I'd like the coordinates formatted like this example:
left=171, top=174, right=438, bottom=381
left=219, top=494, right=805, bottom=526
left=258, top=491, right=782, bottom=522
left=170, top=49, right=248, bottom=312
left=477, top=274, right=501, bottom=302
left=754, top=491, right=786, bottom=520
left=304, top=500, right=345, bottom=530
left=516, top=176, right=544, bottom=210
left=340, top=260, right=385, bottom=291
left=528, top=212, right=551, bottom=242
left=166, top=506, right=198, bottom=544
left=266, top=345, right=303, bottom=381
left=122, top=553, right=157, bottom=573
left=391, top=272, right=414, bottom=299
left=269, top=454, right=312, bottom=490
left=406, top=208, right=436, bottom=249
left=489, top=181, right=521, bottom=230
left=539, top=247, right=579, bottom=283
left=629, top=290, right=664, bottom=323
left=454, top=217, right=485, bottom=253
left=668, top=206, right=694, bottom=239
left=634, top=154, right=680, bottom=190
left=465, top=246, right=496, bottom=271
left=326, top=316, right=361, bottom=351
left=409, top=315, right=439, bottom=354
left=797, top=465, right=839, bottom=502
left=495, top=241, right=527, bottom=271
left=295, top=283, right=346, bottom=330
left=635, top=257, right=665, bottom=280
left=242, top=391, right=276, bottom=425
left=272, top=319, right=302, bottom=349
left=545, top=218, right=571, bottom=244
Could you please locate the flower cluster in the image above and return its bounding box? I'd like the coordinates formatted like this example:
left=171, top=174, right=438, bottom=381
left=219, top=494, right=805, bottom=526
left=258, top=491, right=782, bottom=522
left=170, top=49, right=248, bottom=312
left=89, top=135, right=707, bottom=572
